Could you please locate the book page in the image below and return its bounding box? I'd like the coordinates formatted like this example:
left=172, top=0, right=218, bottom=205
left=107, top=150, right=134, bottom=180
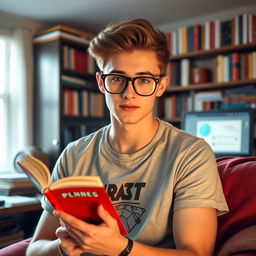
left=49, top=176, right=103, bottom=190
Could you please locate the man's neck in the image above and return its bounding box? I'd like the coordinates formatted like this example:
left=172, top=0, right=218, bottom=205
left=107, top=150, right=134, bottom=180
left=108, top=118, right=159, bottom=154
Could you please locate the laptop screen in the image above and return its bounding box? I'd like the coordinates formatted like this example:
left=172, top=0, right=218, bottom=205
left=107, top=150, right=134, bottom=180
left=182, top=109, right=254, bottom=157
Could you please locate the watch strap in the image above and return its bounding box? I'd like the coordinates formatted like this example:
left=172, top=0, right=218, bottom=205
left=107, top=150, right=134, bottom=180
left=119, top=237, right=133, bottom=256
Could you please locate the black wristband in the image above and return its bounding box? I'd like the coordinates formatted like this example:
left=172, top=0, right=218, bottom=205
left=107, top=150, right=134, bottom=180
left=119, top=237, right=133, bottom=256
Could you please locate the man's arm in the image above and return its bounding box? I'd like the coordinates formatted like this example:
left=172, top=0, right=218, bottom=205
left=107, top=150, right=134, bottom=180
left=26, top=210, right=62, bottom=256
left=56, top=206, right=217, bottom=256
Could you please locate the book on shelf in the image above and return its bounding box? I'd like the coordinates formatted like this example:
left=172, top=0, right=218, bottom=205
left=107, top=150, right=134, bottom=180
left=0, top=173, right=37, bottom=195
left=0, top=173, right=32, bottom=186
left=17, top=155, right=127, bottom=235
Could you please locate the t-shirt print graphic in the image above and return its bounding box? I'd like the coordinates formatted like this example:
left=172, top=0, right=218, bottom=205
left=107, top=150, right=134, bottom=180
left=114, top=202, right=146, bottom=233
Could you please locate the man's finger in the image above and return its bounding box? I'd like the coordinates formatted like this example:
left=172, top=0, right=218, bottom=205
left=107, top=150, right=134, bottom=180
left=97, top=205, right=118, bottom=229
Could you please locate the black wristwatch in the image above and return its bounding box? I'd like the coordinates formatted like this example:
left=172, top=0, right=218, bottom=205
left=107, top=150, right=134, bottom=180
left=119, top=237, right=133, bottom=256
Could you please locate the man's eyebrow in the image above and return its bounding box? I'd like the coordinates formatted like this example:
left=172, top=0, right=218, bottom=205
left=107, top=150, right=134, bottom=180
left=136, top=71, right=155, bottom=77
left=109, top=70, right=125, bottom=74
left=109, top=70, right=155, bottom=77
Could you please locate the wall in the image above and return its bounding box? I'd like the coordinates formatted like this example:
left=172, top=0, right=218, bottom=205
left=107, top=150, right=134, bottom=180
left=158, top=3, right=256, bottom=32
left=0, top=11, right=46, bottom=34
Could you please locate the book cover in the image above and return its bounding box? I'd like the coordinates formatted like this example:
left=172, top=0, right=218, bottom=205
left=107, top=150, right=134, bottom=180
left=17, top=155, right=128, bottom=236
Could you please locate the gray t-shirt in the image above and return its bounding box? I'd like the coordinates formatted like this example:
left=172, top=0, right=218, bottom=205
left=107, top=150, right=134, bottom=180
left=42, top=120, right=228, bottom=249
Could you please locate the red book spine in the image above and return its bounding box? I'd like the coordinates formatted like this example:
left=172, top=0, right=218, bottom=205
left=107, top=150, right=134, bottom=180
left=210, top=21, right=215, bottom=49
left=166, top=32, right=172, bottom=52
left=203, top=101, right=211, bottom=110
left=253, top=15, right=256, bottom=43
left=74, top=49, right=86, bottom=73
left=194, top=25, right=201, bottom=51
left=45, top=186, right=128, bottom=236
left=68, top=90, right=74, bottom=115
left=171, top=95, right=177, bottom=119
left=232, top=53, right=240, bottom=81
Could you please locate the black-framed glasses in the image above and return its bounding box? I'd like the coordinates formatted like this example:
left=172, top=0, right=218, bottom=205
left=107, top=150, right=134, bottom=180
left=101, top=73, right=164, bottom=96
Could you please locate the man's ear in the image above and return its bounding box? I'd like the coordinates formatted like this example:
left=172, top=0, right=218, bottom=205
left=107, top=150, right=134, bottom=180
left=156, top=76, right=169, bottom=97
left=96, top=72, right=105, bottom=93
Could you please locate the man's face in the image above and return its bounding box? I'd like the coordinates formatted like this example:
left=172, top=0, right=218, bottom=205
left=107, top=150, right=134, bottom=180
left=96, top=49, right=168, bottom=126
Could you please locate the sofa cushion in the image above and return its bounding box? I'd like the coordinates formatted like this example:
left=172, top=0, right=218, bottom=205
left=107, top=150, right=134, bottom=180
left=216, top=225, right=256, bottom=256
left=215, top=156, right=256, bottom=252
left=0, top=238, right=31, bottom=256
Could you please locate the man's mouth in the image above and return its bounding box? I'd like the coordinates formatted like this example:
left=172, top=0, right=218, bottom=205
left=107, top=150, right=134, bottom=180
left=119, top=104, right=140, bottom=111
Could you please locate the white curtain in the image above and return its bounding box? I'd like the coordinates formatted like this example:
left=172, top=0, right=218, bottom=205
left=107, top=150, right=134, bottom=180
left=9, top=27, right=34, bottom=155
left=0, top=12, right=44, bottom=171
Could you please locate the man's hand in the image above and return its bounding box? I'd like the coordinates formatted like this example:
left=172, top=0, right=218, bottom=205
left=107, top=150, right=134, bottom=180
left=54, top=205, right=128, bottom=256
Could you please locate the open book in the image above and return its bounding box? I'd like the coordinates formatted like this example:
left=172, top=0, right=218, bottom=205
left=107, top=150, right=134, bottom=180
left=17, top=155, right=127, bottom=235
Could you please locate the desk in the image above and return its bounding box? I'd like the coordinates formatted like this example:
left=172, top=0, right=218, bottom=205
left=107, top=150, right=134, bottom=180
left=0, top=195, right=42, bottom=215
left=0, top=196, right=42, bottom=239
left=0, top=202, right=41, bottom=215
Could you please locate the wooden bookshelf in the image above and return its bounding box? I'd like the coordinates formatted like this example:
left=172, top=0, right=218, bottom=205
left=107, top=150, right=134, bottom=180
left=170, top=42, right=256, bottom=60
left=167, top=79, right=256, bottom=93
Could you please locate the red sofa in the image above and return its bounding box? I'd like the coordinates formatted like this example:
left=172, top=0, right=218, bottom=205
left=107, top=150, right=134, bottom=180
left=214, top=156, right=256, bottom=256
left=1, top=156, right=256, bottom=256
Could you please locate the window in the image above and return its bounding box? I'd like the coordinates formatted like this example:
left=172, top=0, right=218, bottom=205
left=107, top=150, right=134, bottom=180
left=0, top=25, right=34, bottom=173
left=0, top=35, right=11, bottom=171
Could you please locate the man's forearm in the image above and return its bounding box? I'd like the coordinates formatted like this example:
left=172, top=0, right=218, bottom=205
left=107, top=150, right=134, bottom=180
left=130, top=241, right=206, bottom=256
left=26, top=239, right=60, bottom=256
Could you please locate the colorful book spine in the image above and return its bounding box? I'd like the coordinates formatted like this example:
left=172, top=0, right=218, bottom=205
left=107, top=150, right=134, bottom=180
left=232, top=52, right=241, bottom=81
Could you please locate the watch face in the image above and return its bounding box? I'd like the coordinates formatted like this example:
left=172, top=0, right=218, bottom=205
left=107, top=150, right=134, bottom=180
left=13, top=151, right=27, bottom=173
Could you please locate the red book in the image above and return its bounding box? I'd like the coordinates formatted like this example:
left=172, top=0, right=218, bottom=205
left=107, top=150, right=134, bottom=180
left=74, top=49, right=87, bottom=73
left=166, top=32, right=172, bottom=52
left=253, top=15, right=256, bottom=43
left=171, top=95, right=177, bottom=119
left=232, top=53, right=240, bottom=81
left=210, top=21, right=215, bottom=49
left=17, top=155, right=128, bottom=236
left=193, top=24, right=201, bottom=51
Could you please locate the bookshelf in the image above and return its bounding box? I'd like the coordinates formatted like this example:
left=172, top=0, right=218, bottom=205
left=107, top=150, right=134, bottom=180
left=34, top=26, right=109, bottom=167
left=160, top=14, right=256, bottom=154
left=161, top=14, right=256, bottom=127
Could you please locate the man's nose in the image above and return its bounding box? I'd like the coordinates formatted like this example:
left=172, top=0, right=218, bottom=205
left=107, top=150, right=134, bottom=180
left=122, top=81, right=136, bottom=98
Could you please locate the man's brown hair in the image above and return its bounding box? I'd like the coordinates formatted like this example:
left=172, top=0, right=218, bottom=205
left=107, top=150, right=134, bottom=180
left=88, top=18, right=170, bottom=73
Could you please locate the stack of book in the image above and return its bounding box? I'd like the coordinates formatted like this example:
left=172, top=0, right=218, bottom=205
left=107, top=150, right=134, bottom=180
left=194, top=91, right=223, bottom=111
left=33, top=25, right=94, bottom=45
left=0, top=173, right=37, bottom=196
left=222, top=85, right=256, bottom=109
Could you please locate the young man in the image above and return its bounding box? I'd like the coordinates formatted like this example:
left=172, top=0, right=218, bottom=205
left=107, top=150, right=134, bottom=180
left=26, top=18, right=228, bottom=256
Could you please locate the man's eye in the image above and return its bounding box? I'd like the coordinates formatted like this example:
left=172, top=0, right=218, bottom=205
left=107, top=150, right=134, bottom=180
left=138, top=78, right=151, bottom=84
left=111, top=76, right=122, bottom=82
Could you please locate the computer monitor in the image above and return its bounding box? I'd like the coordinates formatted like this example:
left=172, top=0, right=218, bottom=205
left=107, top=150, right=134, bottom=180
left=182, top=109, right=255, bottom=157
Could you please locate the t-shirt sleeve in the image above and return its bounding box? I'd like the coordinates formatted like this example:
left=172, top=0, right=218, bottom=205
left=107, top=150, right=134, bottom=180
left=173, top=139, right=229, bottom=216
